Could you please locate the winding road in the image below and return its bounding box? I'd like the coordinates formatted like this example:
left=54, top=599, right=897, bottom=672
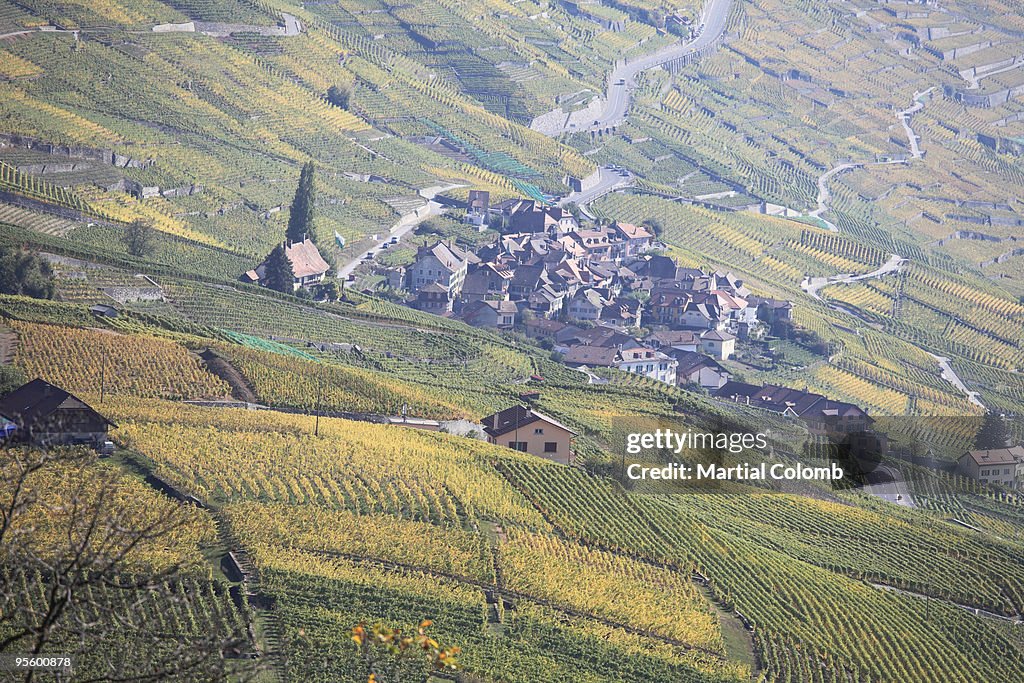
left=557, top=166, right=635, bottom=217
left=897, top=88, right=934, bottom=160
left=862, top=465, right=916, bottom=507
left=930, top=354, right=986, bottom=409
left=336, top=183, right=464, bottom=280
left=801, top=253, right=906, bottom=300
left=532, top=0, right=734, bottom=135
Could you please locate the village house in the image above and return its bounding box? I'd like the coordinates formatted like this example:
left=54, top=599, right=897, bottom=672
left=563, top=344, right=620, bottom=368
left=700, top=329, right=736, bottom=360
left=525, top=318, right=568, bottom=340
left=526, top=286, right=565, bottom=319
left=409, top=241, right=471, bottom=295
left=562, top=227, right=627, bottom=262
left=0, top=378, right=114, bottom=450
left=464, top=189, right=490, bottom=229
left=715, top=382, right=872, bottom=436
left=243, top=236, right=330, bottom=291
left=611, top=221, right=655, bottom=256
left=482, top=405, right=576, bottom=464
left=600, top=297, right=643, bottom=328
left=957, top=446, right=1024, bottom=488
left=499, top=199, right=576, bottom=234
left=645, top=329, right=700, bottom=352
left=672, top=350, right=731, bottom=389
left=566, top=288, right=609, bottom=320
left=568, top=325, right=635, bottom=349
left=415, top=281, right=454, bottom=314
left=461, top=299, right=517, bottom=329
left=616, top=343, right=678, bottom=385
left=646, top=290, right=692, bottom=327
left=461, top=262, right=513, bottom=303
left=750, top=296, right=795, bottom=324
left=508, top=263, right=545, bottom=300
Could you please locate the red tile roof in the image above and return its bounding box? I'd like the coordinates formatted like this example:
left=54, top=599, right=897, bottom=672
left=285, top=239, right=330, bottom=278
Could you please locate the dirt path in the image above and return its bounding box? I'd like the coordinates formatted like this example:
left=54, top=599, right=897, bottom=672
left=0, top=323, right=16, bottom=366
left=199, top=348, right=259, bottom=403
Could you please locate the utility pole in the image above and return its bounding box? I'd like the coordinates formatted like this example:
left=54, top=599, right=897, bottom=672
left=314, top=374, right=321, bottom=437
left=99, top=349, right=106, bottom=404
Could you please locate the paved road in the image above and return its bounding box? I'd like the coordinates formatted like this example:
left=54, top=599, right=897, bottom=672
left=336, top=183, right=464, bottom=280
left=281, top=13, right=302, bottom=37
left=808, top=163, right=861, bottom=231
left=536, top=0, right=733, bottom=135
left=808, top=158, right=908, bottom=231
left=897, top=88, right=933, bottom=160
left=0, top=25, right=79, bottom=39
left=801, top=253, right=906, bottom=300
left=594, top=0, right=732, bottom=130
left=930, top=353, right=986, bottom=409
left=557, top=166, right=635, bottom=217
left=862, top=464, right=916, bottom=507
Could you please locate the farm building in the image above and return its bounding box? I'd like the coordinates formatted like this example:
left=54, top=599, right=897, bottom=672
left=0, top=378, right=114, bottom=449
left=482, top=405, right=576, bottom=464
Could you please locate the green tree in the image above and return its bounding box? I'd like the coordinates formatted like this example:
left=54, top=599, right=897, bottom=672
left=0, top=248, right=54, bottom=299
left=263, top=244, right=293, bottom=294
left=0, top=365, right=26, bottom=395
left=126, top=220, right=154, bottom=257
left=287, top=161, right=317, bottom=244
left=641, top=216, right=663, bottom=237
left=975, top=412, right=1009, bottom=450
left=317, top=280, right=340, bottom=301
left=327, top=80, right=353, bottom=110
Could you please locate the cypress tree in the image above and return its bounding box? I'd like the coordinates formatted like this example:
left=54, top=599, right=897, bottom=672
left=263, top=243, right=293, bottom=293
left=975, top=412, right=1009, bottom=450
left=286, top=161, right=316, bottom=244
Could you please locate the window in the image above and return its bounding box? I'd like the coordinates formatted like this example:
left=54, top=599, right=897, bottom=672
left=534, top=428, right=544, bottom=435
left=544, top=442, right=558, bottom=453
left=1006, top=468, right=1012, bottom=475
left=508, top=441, right=528, bottom=452
left=981, top=469, right=989, bottom=476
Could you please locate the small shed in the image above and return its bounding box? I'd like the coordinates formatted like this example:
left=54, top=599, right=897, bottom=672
left=89, top=304, right=119, bottom=318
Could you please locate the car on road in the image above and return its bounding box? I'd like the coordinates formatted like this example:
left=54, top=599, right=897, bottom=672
left=380, top=243, right=389, bottom=249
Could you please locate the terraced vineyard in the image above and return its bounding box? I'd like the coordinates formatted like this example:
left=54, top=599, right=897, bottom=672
left=10, top=319, right=230, bottom=400
left=2, top=0, right=1024, bottom=680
